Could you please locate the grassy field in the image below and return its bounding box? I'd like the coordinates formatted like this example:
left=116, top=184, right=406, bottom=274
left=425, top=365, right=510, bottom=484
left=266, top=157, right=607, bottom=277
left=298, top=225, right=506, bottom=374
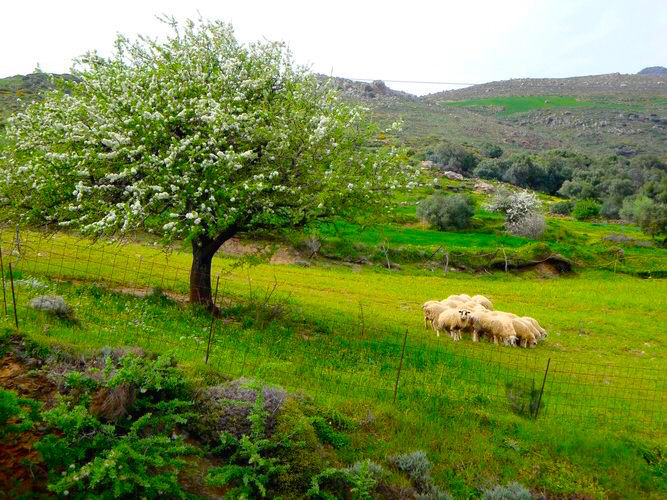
left=2, top=228, right=665, bottom=497
left=438, top=95, right=651, bottom=116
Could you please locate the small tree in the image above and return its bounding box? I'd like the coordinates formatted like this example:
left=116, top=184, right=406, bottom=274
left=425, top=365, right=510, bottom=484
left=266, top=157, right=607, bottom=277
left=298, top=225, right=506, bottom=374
left=417, top=194, right=475, bottom=230
left=0, top=18, right=408, bottom=307
left=488, top=189, right=545, bottom=239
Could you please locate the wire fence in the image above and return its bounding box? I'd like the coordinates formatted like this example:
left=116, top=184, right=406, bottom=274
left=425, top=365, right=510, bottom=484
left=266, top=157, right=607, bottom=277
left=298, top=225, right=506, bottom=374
left=0, top=228, right=664, bottom=427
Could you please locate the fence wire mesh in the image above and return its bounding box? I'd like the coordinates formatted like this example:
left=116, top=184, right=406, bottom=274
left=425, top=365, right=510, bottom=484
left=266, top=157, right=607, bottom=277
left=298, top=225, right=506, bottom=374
left=0, top=229, right=664, bottom=426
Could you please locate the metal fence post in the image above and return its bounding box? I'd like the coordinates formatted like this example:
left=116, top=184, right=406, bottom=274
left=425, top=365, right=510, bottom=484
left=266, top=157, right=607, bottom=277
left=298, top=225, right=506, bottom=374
left=534, top=357, right=551, bottom=419
left=205, top=274, right=221, bottom=364
left=8, top=263, right=18, bottom=330
left=393, top=329, right=409, bottom=404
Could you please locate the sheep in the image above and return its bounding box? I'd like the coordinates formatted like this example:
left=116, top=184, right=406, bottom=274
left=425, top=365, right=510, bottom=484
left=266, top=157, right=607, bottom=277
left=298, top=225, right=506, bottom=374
left=521, top=316, right=547, bottom=340
left=436, top=308, right=471, bottom=339
left=422, top=300, right=442, bottom=328
left=510, top=318, right=538, bottom=348
left=468, top=310, right=517, bottom=346
left=423, top=302, right=451, bottom=331
left=471, top=294, right=494, bottom=311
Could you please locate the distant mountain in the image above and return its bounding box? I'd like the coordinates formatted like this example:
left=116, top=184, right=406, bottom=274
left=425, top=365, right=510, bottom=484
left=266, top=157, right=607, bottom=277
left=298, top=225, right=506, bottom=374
left=423, top=73, right=667, bottom=102
left=637, top=66, right=667, bottom=76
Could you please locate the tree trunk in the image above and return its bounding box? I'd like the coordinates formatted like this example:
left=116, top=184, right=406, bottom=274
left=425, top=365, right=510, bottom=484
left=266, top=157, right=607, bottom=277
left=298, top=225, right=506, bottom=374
left=189, top=226, right=238, bottom=308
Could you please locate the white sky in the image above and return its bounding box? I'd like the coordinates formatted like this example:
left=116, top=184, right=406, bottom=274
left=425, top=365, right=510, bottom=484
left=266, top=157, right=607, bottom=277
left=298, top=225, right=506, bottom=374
left=1, top=0, right=665, bottom=95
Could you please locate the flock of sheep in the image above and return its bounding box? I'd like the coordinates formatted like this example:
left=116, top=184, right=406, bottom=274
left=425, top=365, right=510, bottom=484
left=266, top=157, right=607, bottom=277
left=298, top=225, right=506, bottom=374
left=422, top=294, right=547, bottom=348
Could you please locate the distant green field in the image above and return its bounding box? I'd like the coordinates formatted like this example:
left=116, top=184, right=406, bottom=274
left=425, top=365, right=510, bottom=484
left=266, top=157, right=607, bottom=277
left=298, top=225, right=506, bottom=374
left=439, top=95, right=645, bottom=116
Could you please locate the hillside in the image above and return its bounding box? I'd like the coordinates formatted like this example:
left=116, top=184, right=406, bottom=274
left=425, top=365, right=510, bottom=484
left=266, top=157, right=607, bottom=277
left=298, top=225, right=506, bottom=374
left=638, top=66, right=667, bottom=76
left=2, top=72, right=667, bottom=158
left=324, top=74, right=667, bottom=157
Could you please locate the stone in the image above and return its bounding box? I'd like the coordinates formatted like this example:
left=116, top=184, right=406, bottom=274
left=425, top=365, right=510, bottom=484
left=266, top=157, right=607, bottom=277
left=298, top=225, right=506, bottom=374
left=28, top=295, right=72, bottom=317
left=443, top=171, right=464, bottom=181
left=474, top=181, right=495, bottom=194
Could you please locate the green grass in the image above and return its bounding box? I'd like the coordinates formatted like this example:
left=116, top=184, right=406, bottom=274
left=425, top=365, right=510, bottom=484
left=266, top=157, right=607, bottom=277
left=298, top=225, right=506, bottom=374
left=3, top=265, right=665, bottom=497
left=439, top=95, right=648, bottom=116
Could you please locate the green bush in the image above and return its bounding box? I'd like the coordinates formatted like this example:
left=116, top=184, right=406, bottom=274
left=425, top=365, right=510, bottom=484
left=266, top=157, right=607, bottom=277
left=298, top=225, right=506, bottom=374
left=572, top=199, right=601, bottom=220
left=416, top=194, right=475, bottom=230
left=550, top=200, right=575, bottom=215
left=620, top=196, right=667, bottom=237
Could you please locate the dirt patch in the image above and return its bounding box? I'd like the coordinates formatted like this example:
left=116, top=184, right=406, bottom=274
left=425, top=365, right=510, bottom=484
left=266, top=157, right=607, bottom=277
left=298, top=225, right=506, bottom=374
left=0, top=349, right=56, bottom=496
left=219, top=237, right=300, bottom=265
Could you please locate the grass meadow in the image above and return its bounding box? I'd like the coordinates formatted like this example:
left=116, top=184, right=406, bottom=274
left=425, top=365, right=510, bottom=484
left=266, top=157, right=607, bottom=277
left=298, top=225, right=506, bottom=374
left=1, top=225, right=665, bottom=497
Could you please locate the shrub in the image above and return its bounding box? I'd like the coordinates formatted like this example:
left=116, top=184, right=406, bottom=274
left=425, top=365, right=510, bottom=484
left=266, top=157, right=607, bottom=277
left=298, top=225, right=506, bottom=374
left=417, top=194, right=475, bottom=230
left=488, top=189, right=545, bottom=238
left=572, top=199, right=601, bottom=220
left=549, top=200, right=574, bottom=215
left=480, top=143, right=503, bottom=159
left=389, top=450, right=451, bottom=498
left=473, top=158, right=509, bottom=181
left=482, top=481, right=531, bottom=500
left=0, top=389, right=40, bottom=439
left=620, top=196, right=667, bottom=237
left=506, top=211, right=546, bottom=239
left=308, top=460, right=386, bottom=499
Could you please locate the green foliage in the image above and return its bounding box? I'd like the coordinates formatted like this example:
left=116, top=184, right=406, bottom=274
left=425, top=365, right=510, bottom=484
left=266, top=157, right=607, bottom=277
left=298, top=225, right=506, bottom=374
left=311, top=416, right=349, bottom=448
left=207, top=381, right=291, bottom=497
left=620, top=196, right=667, bottom=237
left=572, top=199, right=601, bottom=220
left=474, top=158, right=510, bottom=180
left=307, top=460, right=385, bottom=499
left=0, top=389, right=40, bottom=438
left=34, top=353, right=197, bottom=498
left=416, top=194, right=475, bottom=230
left=480, top=143, right=503, bottom=159
left=550, top=200, right=575, bottom=215
left=425, top=142, right=479, bottom=174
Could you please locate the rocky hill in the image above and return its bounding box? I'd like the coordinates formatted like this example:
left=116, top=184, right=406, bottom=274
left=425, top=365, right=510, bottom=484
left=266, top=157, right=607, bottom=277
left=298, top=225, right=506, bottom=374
left=423, top=73, right=666, bottom=102
left=638, top=66, right=667, bottom=76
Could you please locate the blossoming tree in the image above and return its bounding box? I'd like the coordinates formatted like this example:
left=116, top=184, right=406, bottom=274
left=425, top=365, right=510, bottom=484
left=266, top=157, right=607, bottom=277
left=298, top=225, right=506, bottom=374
left=0, top=18, right=410, bottom=307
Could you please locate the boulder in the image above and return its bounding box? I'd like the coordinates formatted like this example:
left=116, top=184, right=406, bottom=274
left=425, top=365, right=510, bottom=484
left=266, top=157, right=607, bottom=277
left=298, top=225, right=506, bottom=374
left=28, top=295, right=72, bottom=318
left=474, top=181, right=495, bottom=194
left=443, top=171, right=464, bottom=181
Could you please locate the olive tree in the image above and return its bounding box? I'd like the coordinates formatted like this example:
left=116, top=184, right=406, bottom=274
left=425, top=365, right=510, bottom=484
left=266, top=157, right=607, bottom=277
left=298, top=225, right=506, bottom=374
left=0, top=18, right=409, bottom=307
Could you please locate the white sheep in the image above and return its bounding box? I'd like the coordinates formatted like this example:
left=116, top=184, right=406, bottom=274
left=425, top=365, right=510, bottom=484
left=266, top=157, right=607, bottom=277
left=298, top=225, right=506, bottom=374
left=521, top=316, right=547, bottom=340
left=436, top=308, right=471, bottom=339
left=471, top=294, right=494, bottom=311
left=468, top=310, right=517, bottom=345
left=423, top=302, right=451, bottom=331
left=511, top=318, right=538, bottom=348
left=422, top=300, right=441, bottom=328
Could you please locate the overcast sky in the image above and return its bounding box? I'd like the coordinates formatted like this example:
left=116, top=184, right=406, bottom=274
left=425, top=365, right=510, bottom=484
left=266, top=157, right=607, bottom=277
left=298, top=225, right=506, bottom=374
left=2, top=0, right=665, bottom=95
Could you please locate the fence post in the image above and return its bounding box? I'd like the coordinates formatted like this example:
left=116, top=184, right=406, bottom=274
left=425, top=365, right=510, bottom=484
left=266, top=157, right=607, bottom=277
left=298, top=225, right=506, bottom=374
left=358, top=301, right=365, bottom=338
left=533, top=357, right=551, bottom=419
left=205, top=274, right=221, bottom=364
left=502, top=248, right=508, bottom=273
left=444, top=251, right=449, bottom=275
left=8, top=263, right=18, bottom=330
left=393, top=329, right=409, bottom=404
left=0, top=242, right=7, bottom=317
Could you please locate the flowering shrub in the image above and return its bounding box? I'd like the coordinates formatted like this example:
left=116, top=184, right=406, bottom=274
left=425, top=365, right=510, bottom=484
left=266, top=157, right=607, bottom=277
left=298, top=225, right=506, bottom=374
left=488, top=189, right=545, bottom=239
left=0, top=16, right=411, bottom=305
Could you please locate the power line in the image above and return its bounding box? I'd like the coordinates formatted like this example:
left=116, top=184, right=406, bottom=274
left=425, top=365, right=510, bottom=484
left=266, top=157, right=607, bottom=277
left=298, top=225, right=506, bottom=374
left=338, top=77, right=477, bottom=86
